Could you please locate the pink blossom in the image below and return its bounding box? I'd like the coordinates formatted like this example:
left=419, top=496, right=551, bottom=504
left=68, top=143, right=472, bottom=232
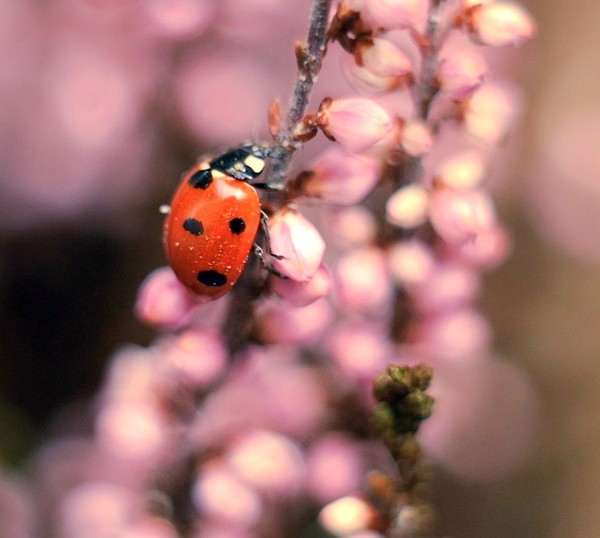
left=434, top=150, right=487, bottom=190
left=363, top=0, right=429, bottom=30
left=357, top=37, right=413, bottom=79
left=270, top=262, right=331, bottom=306
left=253, top=298, right=333, bottom=345
left=385, top=184, right=430, bottom=229
left=135, top=267, right=196, bottom=329
left=327, top=322, right=392, bottom=379
left=305, top=434, right=363, bottom=503
left=301, top=149, right=381, bottom=205
left=387, top=239, right=435, bottom=288
left=57, top=482, right=138, bottom=538
left=463, top=2, right=536, bottom=47
left=96, top=402, right=168, bottom=462
left=399, top=119, right=433, bottom=157
left=226, top=429, right=305, bottom=496
left=334, top=247, right=393, bottom=313
left=319, top=496, right=375, bottom=536
left=317, top=98, right=394, bottom=152
left=190, top=347, right=327, bottom=443
left=451, top=223, right=511, bottom=268
left=462, top=82, right=521, bottom=145
left=159, top=328, right=228, bottom=389
left=429, top=187, right=496, bottom=244
left=437, top=50, right=487, bottom=99
left=268, top=207, right=326, bottom=282
left=192, top=460, right=263, bottom=528
left=323, top=207, right=378, bottom=249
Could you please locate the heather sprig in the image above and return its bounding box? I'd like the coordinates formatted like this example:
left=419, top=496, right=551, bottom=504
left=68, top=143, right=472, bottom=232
left=28, top=1, right=537, bottom=536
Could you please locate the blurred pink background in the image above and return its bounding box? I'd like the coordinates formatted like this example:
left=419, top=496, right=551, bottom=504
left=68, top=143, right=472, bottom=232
left=0, top=0, right=598, bottom=536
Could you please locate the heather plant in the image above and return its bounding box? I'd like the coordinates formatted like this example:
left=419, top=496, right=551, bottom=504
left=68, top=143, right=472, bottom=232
left=2, top=0, right=538, bottom=536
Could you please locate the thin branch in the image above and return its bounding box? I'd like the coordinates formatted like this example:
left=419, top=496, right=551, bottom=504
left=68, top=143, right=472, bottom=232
left=268, top=0, right=333, bottom=187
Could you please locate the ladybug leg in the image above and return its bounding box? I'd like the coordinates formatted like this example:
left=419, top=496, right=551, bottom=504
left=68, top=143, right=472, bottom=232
left=252, top=182, right=285, bottom=192
left=252, top=211, right=288, bottom=279
left=260, top=211, right=285, bottom=260
left=252, top=244, right=288, bottom=279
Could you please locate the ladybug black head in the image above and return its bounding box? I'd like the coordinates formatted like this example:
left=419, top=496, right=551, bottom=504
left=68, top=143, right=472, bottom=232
left=210, top=144, right=268, bottom=181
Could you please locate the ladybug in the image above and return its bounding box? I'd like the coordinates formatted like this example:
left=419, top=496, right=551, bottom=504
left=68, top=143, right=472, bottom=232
left=163, top=144, right=270, bottom=301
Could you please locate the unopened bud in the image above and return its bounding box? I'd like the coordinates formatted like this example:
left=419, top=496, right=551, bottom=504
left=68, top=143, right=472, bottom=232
left=434, top=151, right=487, bottom=190
left=301, top=149, right=381, bottom=205
left=356, top=37, right=413, bottom=79
left=429, top=187, right=496, bottom=243
left=318, top=97, right=394, bottom=153
left=437, top=50, right=487, bottom=99
left=270, top=263, right=331, bottom=306
left=385, top=184, right=430, bottom=229
left=364, top=0, right=429, bottom=30
left=399, top=119, right=433, bottom=157
left=269, top=207, right=326, bottom=282
left=463, top=2, right=536, bottom=47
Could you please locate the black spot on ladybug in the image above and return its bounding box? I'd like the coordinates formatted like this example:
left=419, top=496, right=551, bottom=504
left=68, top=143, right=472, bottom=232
left=229, top=217, right=246, bottom=235
left=183, top=218, right=204, bottom=236
left=189, top=169, right=213, bottom=189
left=198, top=270, right=227, bottom=287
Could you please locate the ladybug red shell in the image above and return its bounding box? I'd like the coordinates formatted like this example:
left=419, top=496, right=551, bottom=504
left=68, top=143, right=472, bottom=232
left=163, top=145, right=267, bottom=300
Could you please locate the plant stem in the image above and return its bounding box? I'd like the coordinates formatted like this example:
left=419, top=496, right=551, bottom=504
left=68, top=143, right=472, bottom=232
left=268, top=0, right=333, bottom=187
left=221, top=0, right=332, bottom=349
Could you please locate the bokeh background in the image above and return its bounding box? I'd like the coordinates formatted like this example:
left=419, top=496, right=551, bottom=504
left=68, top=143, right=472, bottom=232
left=0, top=0, right=598, bottom=536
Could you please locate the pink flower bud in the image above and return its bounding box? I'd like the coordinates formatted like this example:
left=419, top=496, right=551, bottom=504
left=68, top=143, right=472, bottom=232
left=97, top=402, right=167, bottom=461
left=399, top=119, right=433, bottom=157
left=319, top=496, right=375, bottom=536
left=324, top=206, right=378, bottom=249
left=437, top=51, right=487, bottom=99
left=318, top=98, right=394, bottom=153
left=269, top=207, right=326, bottom=282
left=463, top=83, right=520, bottom=145
left=305, top=434, right=363, bottom=503
left=364, top=0, right=429, bottom=30
left=356, top=37, right=413, bottom=79
left=429, top=187, right=496, bottom=243
left=226, top=430, right=304, bottom=496
left=270, top=263, right=331, bottom=306
left=434, top=150, right=487, bottom=190
left=58, top=483, right=137, bottom=538
left=160, top=328, right=227, bottom=389
left=192, top=461, right=263, bottom=527
left=253, top=298, right=333, bottom=345
left=334, top=248, right=393, bottom=313
left=387, top=239, right=435, bottom=287
left=464, top=2, right=536, bottom=47
left=344, top=58, right=404, bottom=94
left=451, top=223, right=511, bottom=268
left=413, top=263, right=480, bottom=314
left=327, top=322, right=392, bottom=379
left=385, top=184, right=430, bottom=229
left=301, top=149, right=381, bottom=205
left=135, top=266, right=195, bottom=328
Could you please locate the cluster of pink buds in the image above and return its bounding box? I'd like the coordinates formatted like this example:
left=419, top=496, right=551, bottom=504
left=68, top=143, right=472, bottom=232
left=30, top=0, right=538, bottom=536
